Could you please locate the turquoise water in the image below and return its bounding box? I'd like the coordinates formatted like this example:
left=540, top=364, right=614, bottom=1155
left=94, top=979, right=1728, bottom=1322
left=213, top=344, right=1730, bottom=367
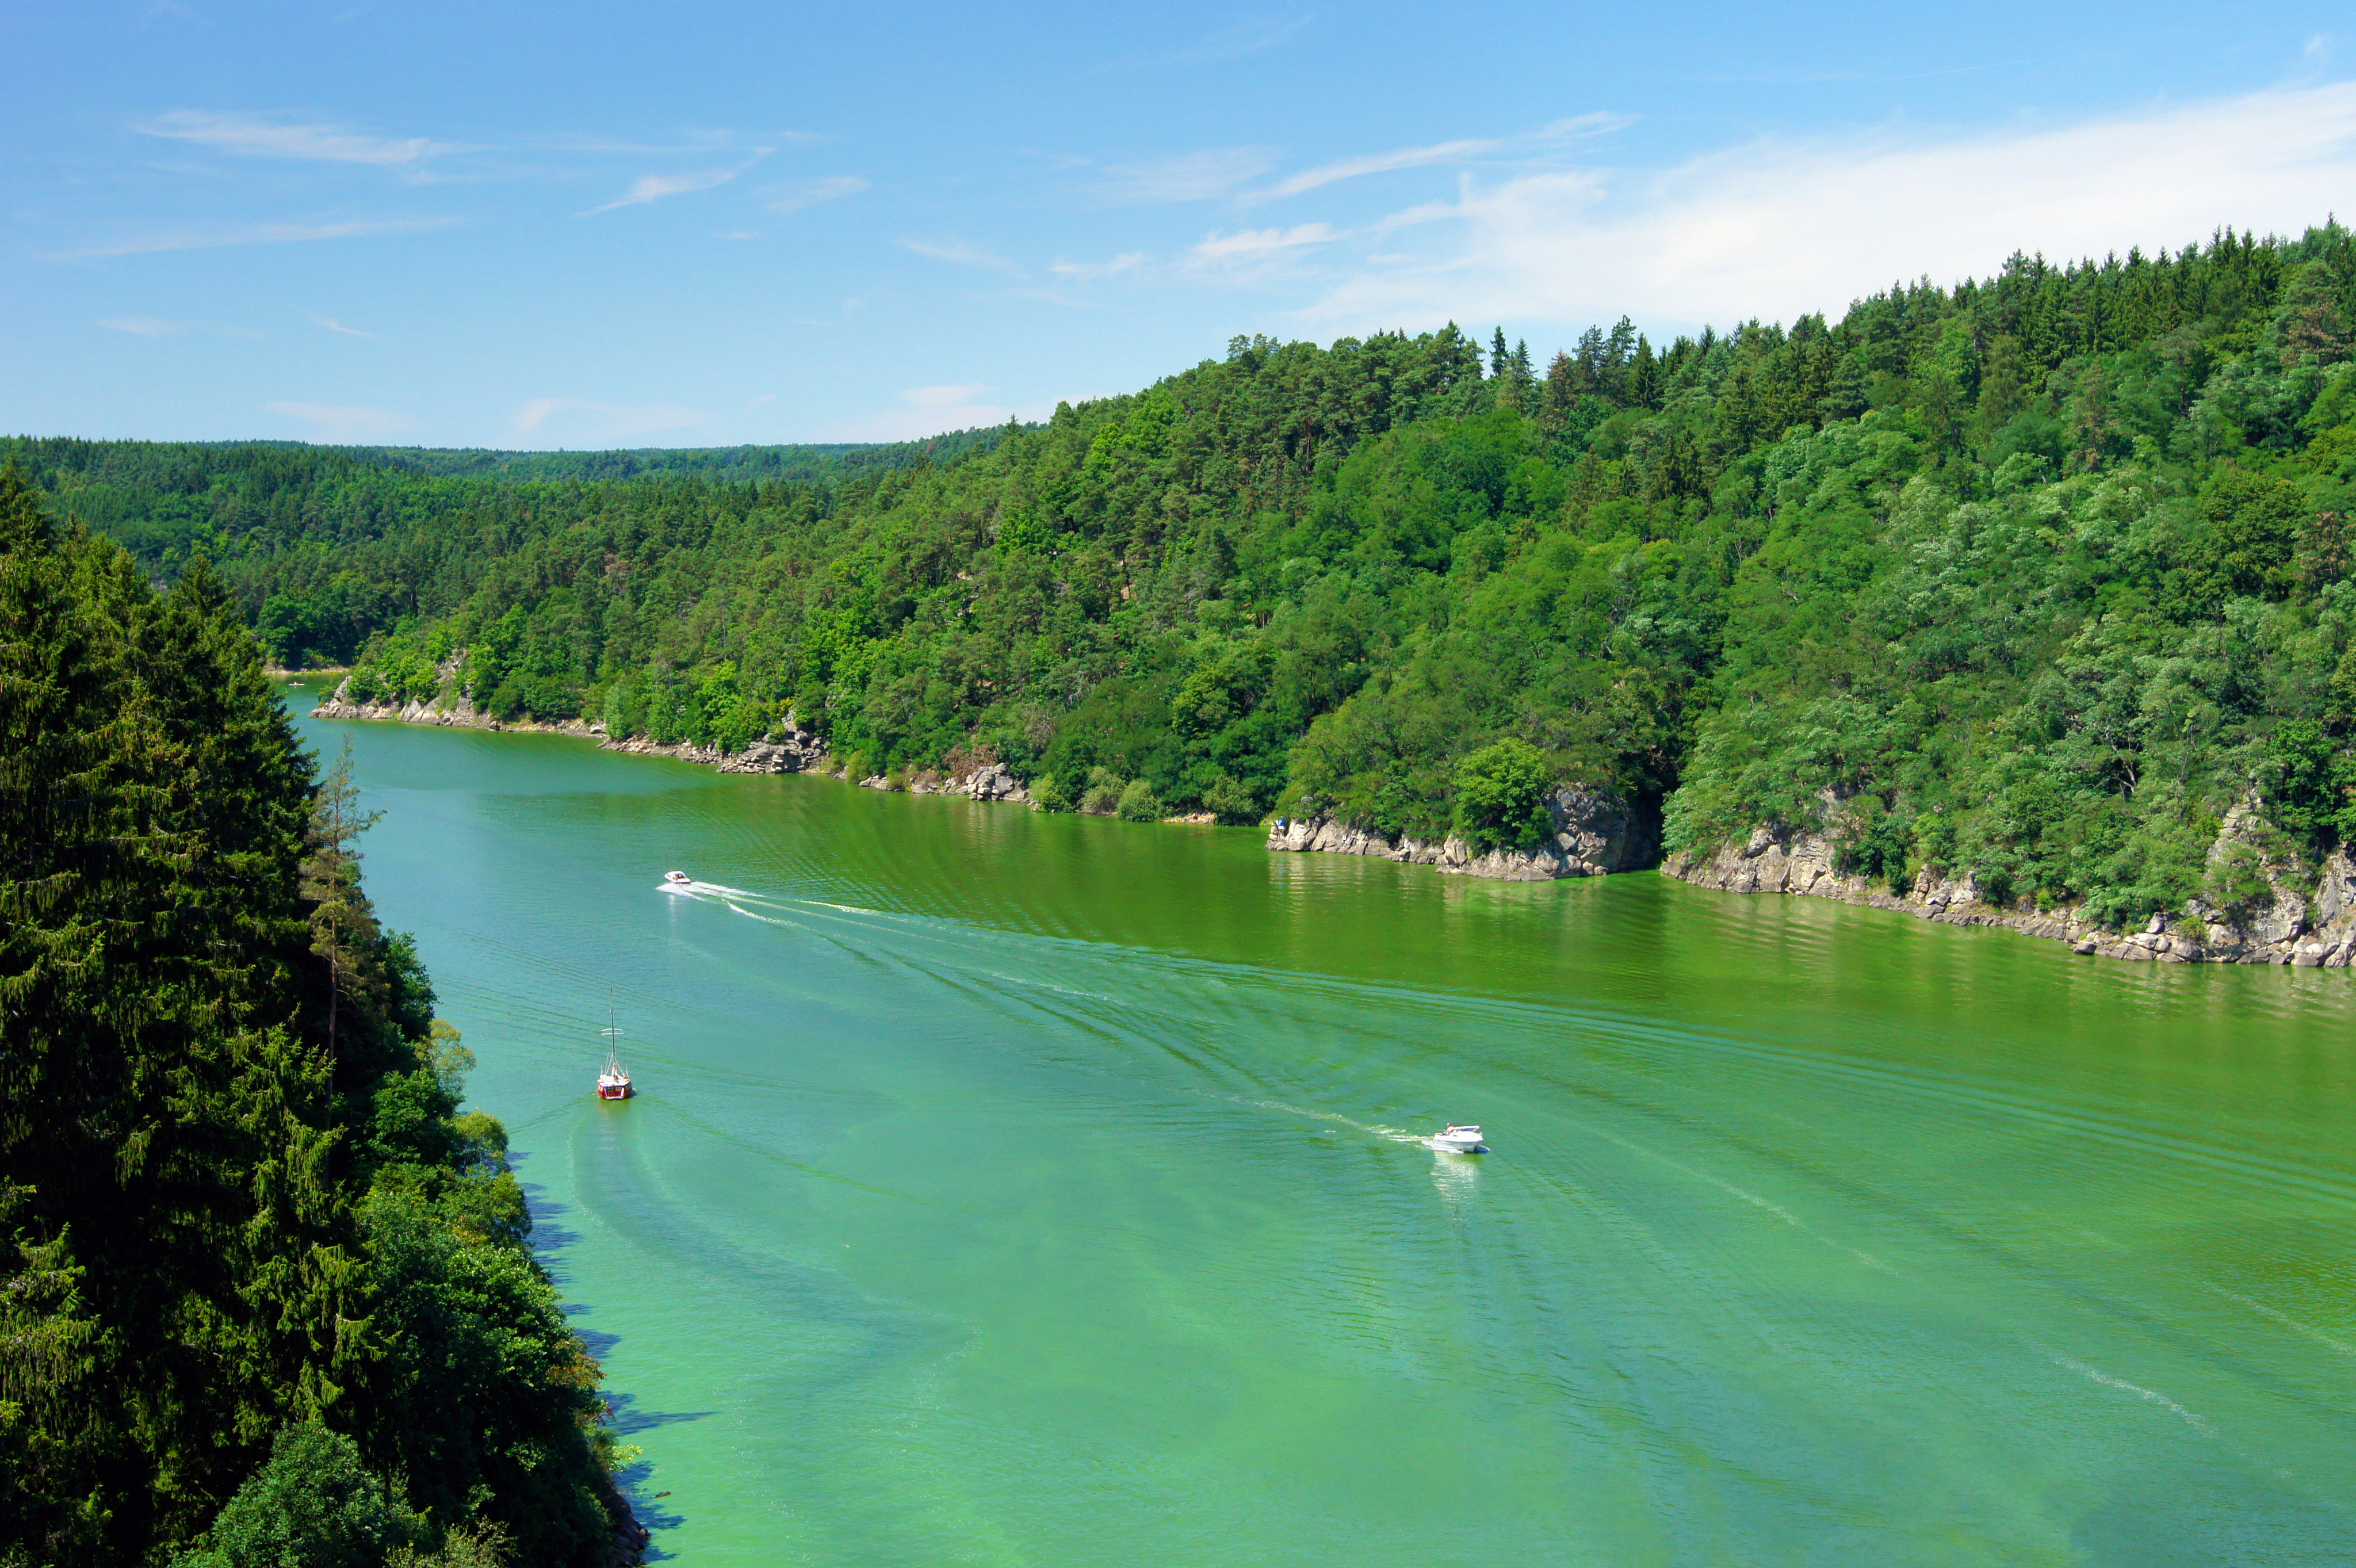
left=297, top=691, right=2356, bottom=1566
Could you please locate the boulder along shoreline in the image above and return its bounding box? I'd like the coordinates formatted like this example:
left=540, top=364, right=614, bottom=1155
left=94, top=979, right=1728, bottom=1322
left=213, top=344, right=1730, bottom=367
left=1663, top=809, right=2356, bottom=968
left=306, top=682, right=2350, bottom=966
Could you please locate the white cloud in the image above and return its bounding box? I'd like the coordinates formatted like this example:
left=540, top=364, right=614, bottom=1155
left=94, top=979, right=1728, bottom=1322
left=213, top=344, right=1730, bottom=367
left=902, top=238, right=1021, bottom=274
left=1296, top=82, right=2356, bottom=334
left=903, top=384, right=991, bottom=409
left=1052, top=251, right=1146, bottom=280
left=762, top=175, right=869, bottom=213
left=265, top=401, right=418, bottom=441
left=64, top=217, right=453, bottom=259
left=102, top=315, right=182, bottom=335
left=1238, top=114, right=1624, bottom=206
left=510, top=397, right=702, bottom=442
left=584, top=168, right=741, bottom=215
left=1248, top=137, right=1497, bottom=202
left=827, top=390, right=1053, bottom=442
left=315, top=316, right=374, bottom=338
left=1099, top=147, right=1276, bottom=204
left=141, top=110, right=443, bottom=165
left=1188, top=222, right=1338, bottom=268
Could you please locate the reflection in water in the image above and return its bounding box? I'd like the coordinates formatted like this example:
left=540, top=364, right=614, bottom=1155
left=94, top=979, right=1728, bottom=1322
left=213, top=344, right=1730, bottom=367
left=1431, top=1150, right=1481, bottom=1217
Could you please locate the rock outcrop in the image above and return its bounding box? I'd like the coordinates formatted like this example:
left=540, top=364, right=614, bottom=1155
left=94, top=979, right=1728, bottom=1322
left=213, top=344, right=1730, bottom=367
left=1266, top=786, right=1657, bottom=882
left=311, top=677, right=605, bottom=739
left=1663, top=810, right=2356, bottom=967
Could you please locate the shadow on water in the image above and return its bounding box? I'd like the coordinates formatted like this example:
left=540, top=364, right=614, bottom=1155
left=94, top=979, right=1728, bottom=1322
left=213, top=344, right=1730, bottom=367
left=517, top=1151, right=701, bottom=1556
left=603, top=1394, right=708, bottom=1562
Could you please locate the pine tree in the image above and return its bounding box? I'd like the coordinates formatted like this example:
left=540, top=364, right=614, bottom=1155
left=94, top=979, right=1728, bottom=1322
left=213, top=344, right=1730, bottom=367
left=1630, top=335, right=1661, bottom=410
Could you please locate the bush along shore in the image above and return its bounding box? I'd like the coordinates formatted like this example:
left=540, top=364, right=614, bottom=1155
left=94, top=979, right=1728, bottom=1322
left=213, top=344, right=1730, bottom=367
left=30, top=221, right=2356, bottom=965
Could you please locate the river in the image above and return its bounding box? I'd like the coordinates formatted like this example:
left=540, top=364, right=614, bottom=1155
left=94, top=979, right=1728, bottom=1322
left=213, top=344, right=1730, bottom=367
left=293, top=689, right=2356, bottom=1566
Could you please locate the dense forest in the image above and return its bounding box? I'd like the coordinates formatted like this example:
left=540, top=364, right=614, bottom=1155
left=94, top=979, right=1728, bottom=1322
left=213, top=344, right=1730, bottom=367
left=14, top=220, right=2356, bottom=928
left=0, top=467, right=633, bottom=1566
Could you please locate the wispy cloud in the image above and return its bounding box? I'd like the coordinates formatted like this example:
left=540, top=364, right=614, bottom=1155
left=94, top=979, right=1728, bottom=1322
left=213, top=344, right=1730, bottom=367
left=1052, top=251, right=1148, bottom=280
left=827, top=385, right=1053, bottom=442
left=141, top=110, right=445, bottom=165
left=1249, top=137, right=1496, bottom=202
left=266, top=401, right=418, bottom=441
left=762, top=175, right=869, bottom=213
left=902, top=238, right=1022, bottom=274
left=1099, top=147, right=1276, bottom=204
left=527, top=129, right=812, bottom=155
left=63, top=216, right=454, bottom=259
left=102, top=315, right=183, bottom=336
left=1111, top=14, right=1311, bottom=70
left=1241, top=114, right=1627, bottom=205
left=583, top=167, right=745, bottom=215
left=1294, top=82, right=2356, bottom=334
left=511, top=397, right=702, bottom=442
left=904, top=383, right=992, bottom=409
left=1188, top=222, right=1338, bottom=268
left=315, top=316, right=374, bottom=338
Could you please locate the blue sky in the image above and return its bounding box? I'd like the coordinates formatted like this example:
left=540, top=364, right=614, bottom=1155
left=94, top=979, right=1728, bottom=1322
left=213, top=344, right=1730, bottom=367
left=7, top=1, right=2356, bottom=448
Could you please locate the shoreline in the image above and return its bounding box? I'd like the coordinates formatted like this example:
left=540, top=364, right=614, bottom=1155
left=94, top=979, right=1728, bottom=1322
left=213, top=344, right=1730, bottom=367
left=1664, top=817, right=2356, bottom=969
left=303, top=681, right=2351, bottom=967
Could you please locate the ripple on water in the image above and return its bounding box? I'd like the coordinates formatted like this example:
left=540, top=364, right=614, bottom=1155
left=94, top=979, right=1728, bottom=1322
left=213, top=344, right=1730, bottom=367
left=303, top=706, right=2356, bottom=1565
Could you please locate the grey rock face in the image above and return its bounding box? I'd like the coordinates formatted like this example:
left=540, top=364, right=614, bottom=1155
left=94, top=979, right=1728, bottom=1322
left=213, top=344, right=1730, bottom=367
left=715, top=728, right=830, bottom=775
left=1266, top=786, right=1655, bottom=882
left=1662, top=816, right=2356, bottom=970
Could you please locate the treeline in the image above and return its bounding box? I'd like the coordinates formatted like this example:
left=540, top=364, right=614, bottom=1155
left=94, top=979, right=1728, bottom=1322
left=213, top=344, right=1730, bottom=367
left=0, top=468, right=631, bottom=1566
left=3, top=426, right=1019, bottom=662
left=21, top=221, right=2356, bottom=927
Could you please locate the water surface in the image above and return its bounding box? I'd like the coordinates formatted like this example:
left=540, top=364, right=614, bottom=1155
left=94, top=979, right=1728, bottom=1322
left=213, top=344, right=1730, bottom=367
left=296, top=691, right=2356, bottom=1566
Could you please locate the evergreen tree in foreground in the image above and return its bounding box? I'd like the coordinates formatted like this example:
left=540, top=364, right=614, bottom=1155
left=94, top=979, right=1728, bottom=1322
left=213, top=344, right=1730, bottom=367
left=0, top=464, right=634, bottom=1566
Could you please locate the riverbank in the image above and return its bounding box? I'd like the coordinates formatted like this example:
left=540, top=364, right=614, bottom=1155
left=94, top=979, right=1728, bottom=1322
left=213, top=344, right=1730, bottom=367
left=303, top=679, right=2353, bottom=965
left=1666, top=808, right=2356, bottom=967
left=1265, top=786, right=1656, bottom=882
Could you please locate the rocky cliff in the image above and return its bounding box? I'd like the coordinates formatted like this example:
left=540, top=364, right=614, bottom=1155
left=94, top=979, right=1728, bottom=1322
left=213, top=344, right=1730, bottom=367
left=1266, top=786, right=1657, bottom=882
left=310, top=679, right=603, bottom=739
left=1664, top=805, right=2356, bottom=967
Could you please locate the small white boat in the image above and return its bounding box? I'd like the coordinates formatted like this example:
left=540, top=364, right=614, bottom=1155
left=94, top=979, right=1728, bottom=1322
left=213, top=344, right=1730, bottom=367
left=661, top=870, right=693, bottom=889
left=1430, top=1123, right=1485, bottom=1153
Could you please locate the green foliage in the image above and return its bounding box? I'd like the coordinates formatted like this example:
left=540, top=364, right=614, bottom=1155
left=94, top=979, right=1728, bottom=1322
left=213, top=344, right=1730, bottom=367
left=1115, top=777, right=1166, bottom=822
left=1451, top=737, right=1556, bottom=852
left=167, top=1424, right=418, bottom=1568
left=0, top=469, right=626, bottom=1567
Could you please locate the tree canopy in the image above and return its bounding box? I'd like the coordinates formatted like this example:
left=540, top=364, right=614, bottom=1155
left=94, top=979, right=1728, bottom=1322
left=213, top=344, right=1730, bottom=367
left=0, top=464, right=629, bottom=1567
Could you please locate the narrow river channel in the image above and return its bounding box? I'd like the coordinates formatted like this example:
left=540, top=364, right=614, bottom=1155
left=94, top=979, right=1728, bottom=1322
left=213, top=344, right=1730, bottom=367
left=294, top=687, right=2356, bottom=1566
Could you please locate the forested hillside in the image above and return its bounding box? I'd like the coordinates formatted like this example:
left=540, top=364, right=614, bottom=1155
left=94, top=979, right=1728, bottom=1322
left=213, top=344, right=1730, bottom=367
left=0, top=468, right=633, bottom=1567
left=16, top=221, right=2356, bottom=931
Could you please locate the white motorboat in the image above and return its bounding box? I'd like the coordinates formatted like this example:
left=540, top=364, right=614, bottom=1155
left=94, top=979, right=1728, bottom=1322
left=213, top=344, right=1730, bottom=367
left=661, top=870, right=693, bottom=889
left=1430, top=1123, right=1485, bottom=1153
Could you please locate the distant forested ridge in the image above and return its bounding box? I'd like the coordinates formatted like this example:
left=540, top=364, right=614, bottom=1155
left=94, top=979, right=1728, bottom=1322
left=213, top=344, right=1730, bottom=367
left=0, top=468, right=633, bottom=1566
left=17, top=221, right=2356, bottom=928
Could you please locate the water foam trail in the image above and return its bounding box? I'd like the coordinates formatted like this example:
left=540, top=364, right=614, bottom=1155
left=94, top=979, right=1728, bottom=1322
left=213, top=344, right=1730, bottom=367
left=2052, top=1355, right=2215, bottom=1435
left=1571, top=1116, right=1888, bottom=1273
left=1228, top=1096, right=1428, bottom=1145
left=2204, top=1284, right=2356, bottom=1357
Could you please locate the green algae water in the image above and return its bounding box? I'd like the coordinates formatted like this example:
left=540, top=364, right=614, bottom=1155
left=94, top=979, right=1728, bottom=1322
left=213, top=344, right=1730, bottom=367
left=291, top=690, right=2356, bottom=1566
